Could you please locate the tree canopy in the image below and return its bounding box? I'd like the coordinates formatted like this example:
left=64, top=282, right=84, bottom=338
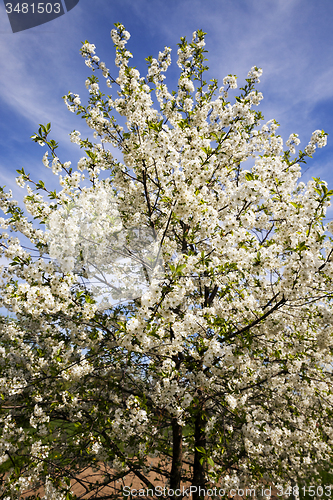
left=0, top=23, right=333, bottom=500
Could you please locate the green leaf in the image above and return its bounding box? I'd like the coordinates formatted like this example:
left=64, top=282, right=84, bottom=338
left=48, top=139, right=59, bottom=149
left=148, top=119, right=163, bottom=132
left=175, top=263, right=186, bottom=275
left=36, top=180, right=45, bottom=189
left=178, top=119, right=189, bottom=130
left=201, top=146, right=213, bottom=156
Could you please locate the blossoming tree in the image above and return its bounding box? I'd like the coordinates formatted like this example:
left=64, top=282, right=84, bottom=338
left=1, top=23, right=333, bottom=499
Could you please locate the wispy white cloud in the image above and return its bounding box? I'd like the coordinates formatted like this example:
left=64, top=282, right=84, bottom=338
left=0, top=3, right=91, bottom=147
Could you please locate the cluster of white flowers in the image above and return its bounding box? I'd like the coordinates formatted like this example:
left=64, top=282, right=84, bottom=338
left=42, top=151, right=50, bottom=168
left=247, top=65, right=263, bottom=82
left=286, top=132, right=301, bottom=154
left=42, top=477, right=68, bottom=500
left=223, top=74, right=238, bottom=89
left=51, top=156, right=62, bottom=175
left=15, top=174, right=25, bottom=188
left=110, top=27, right=130, bottom=46
left=81, top=42, right=96, bottom=55
left=305, top=129, right=327, bottom=155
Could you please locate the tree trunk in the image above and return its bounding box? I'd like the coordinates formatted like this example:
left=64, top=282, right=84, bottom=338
left=170, top=417, right=183, bottom=496
left=192, top=410, right=207, bottom=500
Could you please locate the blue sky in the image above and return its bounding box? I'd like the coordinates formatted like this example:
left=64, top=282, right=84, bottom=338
left=0, top=0, right=333, bottom=213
